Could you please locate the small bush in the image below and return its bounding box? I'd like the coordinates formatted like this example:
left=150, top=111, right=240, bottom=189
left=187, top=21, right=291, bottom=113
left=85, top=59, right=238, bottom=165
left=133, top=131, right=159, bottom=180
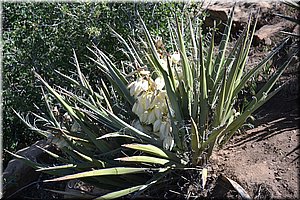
left=2, top=2, right=198, bottom=166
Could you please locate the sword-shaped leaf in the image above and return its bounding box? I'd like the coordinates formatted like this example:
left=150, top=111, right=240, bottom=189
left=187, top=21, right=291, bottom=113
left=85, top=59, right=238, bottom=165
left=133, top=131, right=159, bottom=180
left=5, top=150, right=44, bottom=169
left=115, top=156, right=170, bottom=165
left=97, top=132, right=136, bottom=140
left=44, top=167, right=153, bottom=182
left=36, top=164, right=76, bottom=172
left=34, top=71, right=81, bottom=121
left=122, top=143, right=177, bottom=160
left=191, top=117, right=200, bottom=165
left=93, top=184, right=144, bottom=200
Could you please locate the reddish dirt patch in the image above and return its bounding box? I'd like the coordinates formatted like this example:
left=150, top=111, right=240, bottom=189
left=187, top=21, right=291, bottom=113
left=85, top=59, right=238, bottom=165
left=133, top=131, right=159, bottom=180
left=210, top=86, right=299, bottom=199
left=208, top=2, right=299, bottom=199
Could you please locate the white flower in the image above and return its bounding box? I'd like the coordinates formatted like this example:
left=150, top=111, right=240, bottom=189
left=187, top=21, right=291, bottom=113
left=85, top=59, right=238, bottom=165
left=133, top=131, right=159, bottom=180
left=139, top=111, right=149, bottom=123
left=159, top=121, right=167, bottom=140
left=128, top=78, right=149, bottom=97
left=155, top=77, right=165, bottom=90
left=159, top=59, right=168, bottom=71
left=146, top=110, right=156, bottom=124
left=163, top=135, right=174, bottom=150
left=128, top=81, right=137, bottom=96
left=138, top=93, right=153, bottom=110
left=171, top=52, right=181, bottom=64
left=139, top=79, right=149, bottom=91
left=153, top=119, right=162, bottom=132
left=153, top=106, right=163, bottom=119
left=159, top=121, right=171, bottom=141
left=132, top=101, right=144, bottom=116
left=150, top=90, right=167, bottom=108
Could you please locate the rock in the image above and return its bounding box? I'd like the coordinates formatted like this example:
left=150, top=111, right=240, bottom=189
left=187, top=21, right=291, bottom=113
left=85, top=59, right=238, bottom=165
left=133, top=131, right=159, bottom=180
left=254, top=22, right=286, bottom=45
left=2, top=140, right=52, bottom=198
left=203, top=2, right=273, bottom=24
left=202, top=2, right=275, bottom=42
left=293, top=25, right=300, bottom=35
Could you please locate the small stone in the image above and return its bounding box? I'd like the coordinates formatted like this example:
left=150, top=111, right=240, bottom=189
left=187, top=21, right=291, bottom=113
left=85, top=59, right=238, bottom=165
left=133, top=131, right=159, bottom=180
left=264, top=38, right=272, bottom=45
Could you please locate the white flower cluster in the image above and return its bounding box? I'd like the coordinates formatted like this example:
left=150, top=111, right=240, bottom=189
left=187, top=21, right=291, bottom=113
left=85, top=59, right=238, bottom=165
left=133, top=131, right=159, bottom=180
left=128, top=53, right=181, bottom=150
left=128, top=73, right=174, bottom=150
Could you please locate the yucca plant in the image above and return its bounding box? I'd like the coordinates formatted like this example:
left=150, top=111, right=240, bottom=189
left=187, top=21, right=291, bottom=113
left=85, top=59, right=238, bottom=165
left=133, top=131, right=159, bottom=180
left=11, top=7, right=297, bottom=199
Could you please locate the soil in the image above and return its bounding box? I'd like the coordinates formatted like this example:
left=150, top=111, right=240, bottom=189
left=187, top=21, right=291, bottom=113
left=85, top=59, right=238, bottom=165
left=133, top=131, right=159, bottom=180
left=3, top=1, right=299, bottom=200
left=207, top=2, right=299, bottom=200
left=210, top=91, right=299, bottom=199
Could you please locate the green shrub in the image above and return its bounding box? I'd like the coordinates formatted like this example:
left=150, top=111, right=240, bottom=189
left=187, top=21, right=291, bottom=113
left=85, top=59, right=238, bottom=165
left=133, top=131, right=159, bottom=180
left=2, top=2, right=198, bottom=166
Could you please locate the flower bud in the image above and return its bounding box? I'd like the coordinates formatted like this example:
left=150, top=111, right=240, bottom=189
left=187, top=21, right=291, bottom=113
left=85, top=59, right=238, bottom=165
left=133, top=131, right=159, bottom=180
left=139, top=70, right=150, bottom=75
left=171, top=52, right=180, bottom=64
left=129, top=82, right=137, bottom=96
left=159, top=121, right=167, bottom=140
left=147, top=110, right=156, bottom=124
left=153, top=106, right=163, bottom=119
left=153, top=119, right=162, bottom=132
left=132, top=102, right=138, bottom=113
left=163, top=135, right=174, bottom=150
left=159, top=59, right=168, bottom=71
left=155, top=77, right=165, bottom=90
left=133, top=102, right=144, bottom=116
left=139, top=79, right=149, bottom=92
left=139, top=111, right=149, bottom=123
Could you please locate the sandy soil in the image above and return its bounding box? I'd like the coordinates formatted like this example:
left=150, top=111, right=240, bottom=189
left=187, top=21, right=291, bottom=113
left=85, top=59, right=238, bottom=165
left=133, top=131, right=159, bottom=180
left=211, top=92, right=299, bottom=199
left=208, top=2, right=299, bottom=199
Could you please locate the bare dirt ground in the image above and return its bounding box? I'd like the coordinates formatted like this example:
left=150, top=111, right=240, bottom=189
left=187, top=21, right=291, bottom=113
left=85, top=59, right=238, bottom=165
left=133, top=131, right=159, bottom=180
left=210, top=91, right=299, bottom=199
left=208, top=2, right=299, bottom=199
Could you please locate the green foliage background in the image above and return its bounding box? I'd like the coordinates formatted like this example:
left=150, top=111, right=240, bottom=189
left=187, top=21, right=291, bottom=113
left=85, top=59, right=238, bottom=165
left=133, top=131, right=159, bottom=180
left=2, top=2, right=200, bottom=166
